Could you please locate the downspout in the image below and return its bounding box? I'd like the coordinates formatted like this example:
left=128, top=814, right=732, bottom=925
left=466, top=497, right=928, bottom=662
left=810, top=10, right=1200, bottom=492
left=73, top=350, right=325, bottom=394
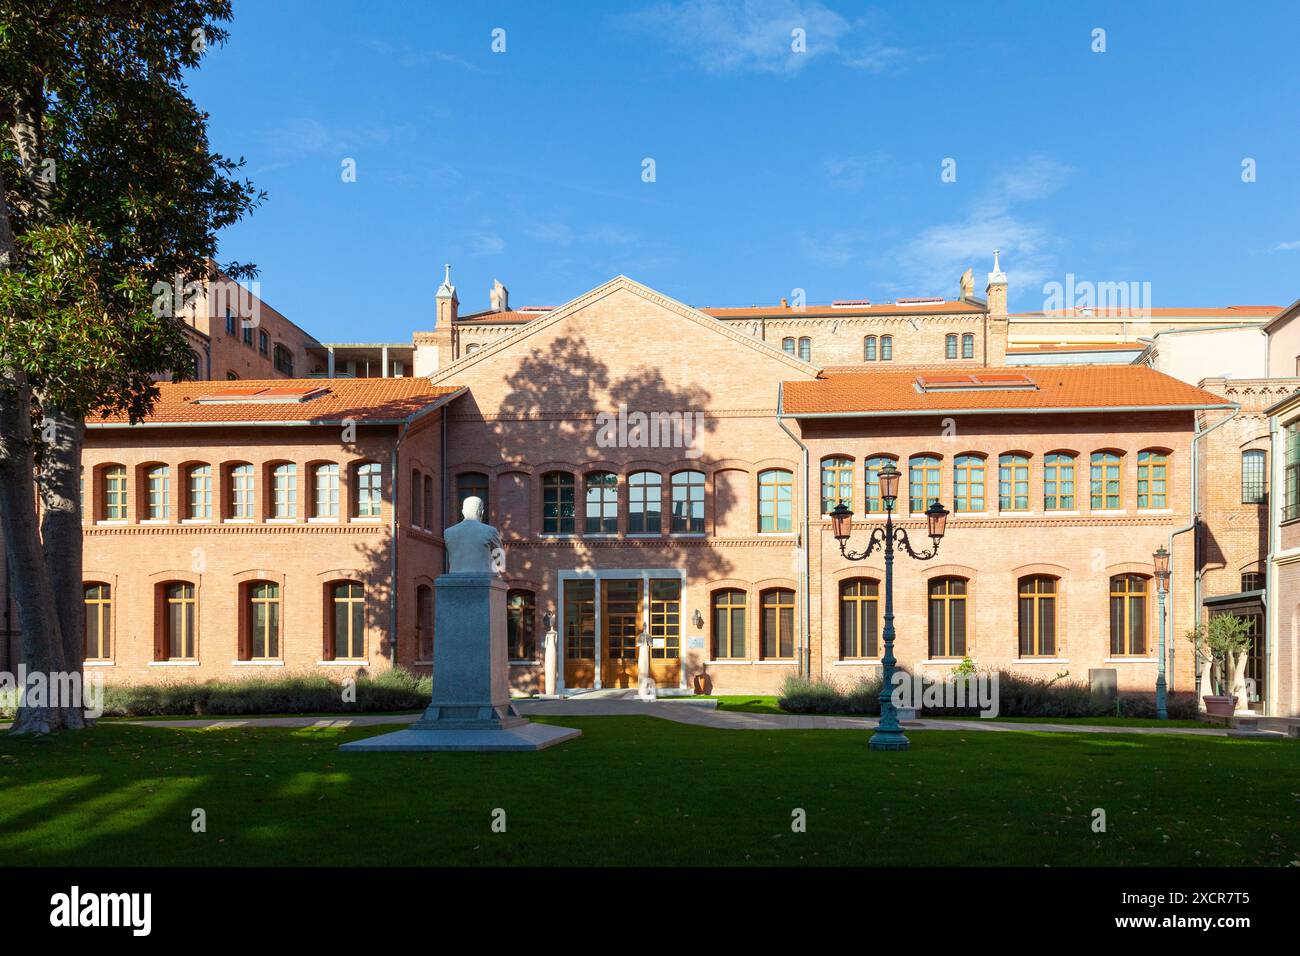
left=1265, top=412, right=1279, bottom=716
left=441, top=413, right=449, bottom=572
left=390, top=419, right=412, bottom=669
left=776, top=383, right=812, bottom=679
left=1170, top=403, right=1240, bottom=694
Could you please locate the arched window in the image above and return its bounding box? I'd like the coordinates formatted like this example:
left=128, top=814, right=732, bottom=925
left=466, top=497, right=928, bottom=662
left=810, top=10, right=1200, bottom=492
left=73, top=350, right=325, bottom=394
left=953, top=454, right=986, bottom=512
left=422, top=475, right=434, bottom=530
left=226, top=370, right=240, bottom=380
left=945, top=334, right=958, bottom=360
left=507, top=589, right=536, bottom=660
left=84, top=583, right=111, bottom=661
left=542, top=471, right=575, bottom=534
left=840, top=578, right=880, bottom=659
left=1241, top=449, right=1266, bottom=504
left=670, top=470, right=705, bottom=534
left=584, top=471, right=618, bottom=534
left=961, top=333, right=974, bottom=359
left=1018, top=576, right=1057, bottom=657
left=312, top=463, right=340, bottom=518
left=1241, top=571, right=1264, bottom=592
left=1090, top=451, right=1123, bottom=510
left=455, top=471, right=489, bottom=519
left=880, top=334, right=893, bottom=360
left=354, top=461, right=382, bottom=518
left=273, top=343, right=294, bottom=375
left=759, top=588, right=796, bottom=659
left=782, top=337, right=796, bottom=355
left=186, top=464, right=212, bottom=520
left=145, top=465, right=169, bottom=520
left=797, top=337, right=811, bottom=362
left=712, top=589, right=746, bottom=659
left=758, top=468, right=794, bottom=532
left=1109, top=574, right=1148, bottom=656
left=1043, top=453, right=1075, bottom=511
left=161, top=582, right=197, bottom=661
left=1137, top=450, right=1168, bottom=509
left=820, top=457, right=853, bottom=514
left=228, top=463, right=255, bottom=519
left=628, top=471, right=662, bottom=534
left=909, top=455, right=941, bottom=513
left=465, top=343, right=481, bottom=355
left=411, top=469, right=422, bottom=528
left=244, top=582, right=281, bottom=660
left=416, top=584, right=434, bottom=661
left=864, top=336, right=877, bottom=361
left=998, top=454, right=1030, bottom=512
left=271, top=462, right=297, bottom=518
left=928, top=577, right=967, bottom=658
left=329, top=581, right=365, bottom=660
left=102, top=465, right=128, bottom=520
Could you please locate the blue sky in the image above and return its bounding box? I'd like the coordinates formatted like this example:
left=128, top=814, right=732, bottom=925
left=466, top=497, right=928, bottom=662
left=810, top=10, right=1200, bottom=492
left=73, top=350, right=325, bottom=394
left=190, top=0, right=1300, bottom=342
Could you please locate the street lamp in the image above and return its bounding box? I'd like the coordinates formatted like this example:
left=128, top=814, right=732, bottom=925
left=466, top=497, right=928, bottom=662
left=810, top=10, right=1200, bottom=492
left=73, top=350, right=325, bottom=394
left=1153, top=545, right=1170, bottom=721
left=830, top=462, right=950, bottom=751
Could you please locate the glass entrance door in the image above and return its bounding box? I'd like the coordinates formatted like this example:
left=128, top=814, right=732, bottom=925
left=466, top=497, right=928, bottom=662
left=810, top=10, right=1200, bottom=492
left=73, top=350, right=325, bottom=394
left=563, top=580, right=595, bottom=687
left=602, top=579, right=642, bottom=688
left=648, top=579, right=682, bottom=686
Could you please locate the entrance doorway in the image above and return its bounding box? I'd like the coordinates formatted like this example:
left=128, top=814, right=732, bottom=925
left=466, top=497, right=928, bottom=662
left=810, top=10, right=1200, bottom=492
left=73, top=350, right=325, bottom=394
left=561, top=572, right=683, bottom=691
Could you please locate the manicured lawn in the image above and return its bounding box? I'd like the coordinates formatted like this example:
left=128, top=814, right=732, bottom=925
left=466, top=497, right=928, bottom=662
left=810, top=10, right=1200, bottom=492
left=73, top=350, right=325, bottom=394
left=0, top=717, right=1294, bottom=866
left=705, top=695, right=1204, bottom=727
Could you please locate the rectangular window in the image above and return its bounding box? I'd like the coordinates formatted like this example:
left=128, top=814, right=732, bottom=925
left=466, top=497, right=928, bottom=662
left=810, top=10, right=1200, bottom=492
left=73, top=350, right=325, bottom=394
left=355, top=463, right=382, bottom=518
left=821, top=457, right=853, bottom=514
left=628, top=472, right=662, bottom=534
left=760, top=589, right=795, bottom=659
left=1044, top=454, right=1075, bottom=510
left=864, top=457, right=894, bottom=513
left=999, top=455, right=1029, bottom=512
left=909, top=457, right=940, bottom=513
left=242, top=323, right=253, bottom=346
left=670, top=471, right=705, bottom=534
left=230, top=464, right=255, bottom=519
left=1287, top=425, right=1300, bottom=521
left=165, top=583, right=197, bottom=660
left=928, top=578, right=967, bottom=658
left=248, top=583, right=280, bottom=659
left=258, top=330, right=269, bottom=355
left=1090, top=452, right=1122, bottom=510
left=712, top=589, right=746, bottom=659
left=84, top=584, right=112, bottom=660
left=584, top=472, right=618, bottom=534
left=542, top=473, right=575, bottom=534
left=331, top=582, right=365, bottom=659
left=314, top=464, right=340, bottom=518
left=953, top=455, right=985, bottom=512
left=1109, top=575, right=1148, bottom=655
left=146, top=466, right=169, bottom=520
left=225, top=309, right=236, bottom=335
left=1136, top=451, right=1167, bottom=509
left=103, top=466, right=127, bottom=520
left=839, top=579, right=879, bottom=658
left=1017, top=577, right=1056, bottom=657
left=271, top=464, right=297, bottom=518
left=1241, top=450, right=1266, bottom=504
left=758, top=470, right=793, bottom=532
left=188, top=465, right=212, bottom=519
left=506, top=590, right=536, bottom=659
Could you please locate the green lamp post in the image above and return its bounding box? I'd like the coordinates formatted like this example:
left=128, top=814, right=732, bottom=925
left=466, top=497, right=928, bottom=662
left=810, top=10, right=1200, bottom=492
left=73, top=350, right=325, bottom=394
left=1153, top=545, right=1170, bottom=721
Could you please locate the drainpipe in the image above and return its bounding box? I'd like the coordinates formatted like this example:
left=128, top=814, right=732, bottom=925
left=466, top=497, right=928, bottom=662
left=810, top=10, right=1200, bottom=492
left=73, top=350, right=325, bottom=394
left=1264, top=412, right=1279, bottom=716
left=1170, top=403, right=1239, bottom=696
left=775, top=384, right=812, bottom=679
left=390, top=419, right=413, bottom=669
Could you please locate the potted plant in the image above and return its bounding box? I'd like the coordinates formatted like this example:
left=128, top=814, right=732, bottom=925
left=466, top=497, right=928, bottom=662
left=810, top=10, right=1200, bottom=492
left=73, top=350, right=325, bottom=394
left=1186, top=614, right=1253, bottom=716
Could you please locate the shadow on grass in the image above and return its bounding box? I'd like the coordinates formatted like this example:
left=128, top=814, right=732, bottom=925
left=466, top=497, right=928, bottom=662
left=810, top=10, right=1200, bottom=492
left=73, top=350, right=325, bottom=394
left=0, top=718, right=1294, bottom=866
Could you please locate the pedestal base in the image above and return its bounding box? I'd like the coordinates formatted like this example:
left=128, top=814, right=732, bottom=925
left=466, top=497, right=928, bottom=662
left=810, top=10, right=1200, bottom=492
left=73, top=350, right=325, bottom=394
left=340, top=722, right=581, bottom=752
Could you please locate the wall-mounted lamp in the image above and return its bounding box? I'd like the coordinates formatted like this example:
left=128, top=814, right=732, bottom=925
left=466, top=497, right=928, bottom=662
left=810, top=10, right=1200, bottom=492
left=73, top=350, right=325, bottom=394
left=692, top=609, right=704, bottom=629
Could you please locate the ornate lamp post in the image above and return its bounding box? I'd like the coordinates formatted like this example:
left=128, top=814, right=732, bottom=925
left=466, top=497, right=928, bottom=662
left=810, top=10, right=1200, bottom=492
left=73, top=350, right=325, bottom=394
left=830, top=462, right=950, bottom=751
left=1153, top=546, right=1170, bottom=721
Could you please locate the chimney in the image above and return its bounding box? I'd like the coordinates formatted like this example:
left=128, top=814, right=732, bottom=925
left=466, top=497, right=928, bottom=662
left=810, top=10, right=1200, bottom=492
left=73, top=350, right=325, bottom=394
left=490, top=278, right=509, bottom=313
left=779, top=297, right=789, bottom=308
left=436, top=263, right=458, bottom=326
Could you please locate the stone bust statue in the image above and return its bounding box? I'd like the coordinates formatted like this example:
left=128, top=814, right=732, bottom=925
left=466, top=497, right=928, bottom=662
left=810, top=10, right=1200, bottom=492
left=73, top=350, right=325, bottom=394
left=444, top=496, right=503, bottom=575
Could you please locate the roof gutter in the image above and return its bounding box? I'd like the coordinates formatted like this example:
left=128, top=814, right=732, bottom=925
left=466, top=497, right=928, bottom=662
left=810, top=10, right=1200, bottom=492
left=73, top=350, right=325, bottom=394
left=775, top=382, right=812, bottom=681
left=780, top=402, right=1231, bottom=420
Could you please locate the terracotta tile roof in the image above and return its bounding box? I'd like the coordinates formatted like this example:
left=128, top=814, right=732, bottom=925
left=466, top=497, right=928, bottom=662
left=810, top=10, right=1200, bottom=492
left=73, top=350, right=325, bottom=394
left=781, top=365, right=1231, bottom=416
left=456, top=308, right=550, bottom=324
left=90, top=378, right=463, bottom=426
left=701, top=300, right=984, bottom=318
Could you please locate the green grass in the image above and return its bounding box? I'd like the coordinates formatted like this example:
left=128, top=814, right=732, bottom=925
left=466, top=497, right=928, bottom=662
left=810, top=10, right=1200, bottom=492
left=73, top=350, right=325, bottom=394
left=0, top=717, right=1294, bottom=866
left=701, top=695, right=1207, bottom=727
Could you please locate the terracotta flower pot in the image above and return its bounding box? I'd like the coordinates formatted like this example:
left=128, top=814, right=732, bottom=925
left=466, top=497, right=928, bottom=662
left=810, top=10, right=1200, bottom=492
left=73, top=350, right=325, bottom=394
left=1202, top=695, right=1238, bottom=717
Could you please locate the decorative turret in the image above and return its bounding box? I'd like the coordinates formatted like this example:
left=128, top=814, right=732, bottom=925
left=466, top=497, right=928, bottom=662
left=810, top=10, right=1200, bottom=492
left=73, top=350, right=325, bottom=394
left=436, top=263, right=459, bottom=326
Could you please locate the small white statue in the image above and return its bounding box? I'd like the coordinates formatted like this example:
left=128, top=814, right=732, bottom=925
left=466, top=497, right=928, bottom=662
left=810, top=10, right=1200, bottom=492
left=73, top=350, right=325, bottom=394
left=636, top=631, right=656, bottom=700
left=543, top=622, right=559, bottom=697
left=444, top=496, right=503, bottom=575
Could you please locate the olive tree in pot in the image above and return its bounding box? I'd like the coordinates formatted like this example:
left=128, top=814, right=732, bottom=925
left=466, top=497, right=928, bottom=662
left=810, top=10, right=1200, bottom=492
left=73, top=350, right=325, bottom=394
left=1186, top=614, right=1254, bottom=717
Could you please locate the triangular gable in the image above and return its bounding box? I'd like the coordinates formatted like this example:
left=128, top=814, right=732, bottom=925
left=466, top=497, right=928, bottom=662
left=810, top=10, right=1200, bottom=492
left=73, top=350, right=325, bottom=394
left=427, top=275, right=822, bottom=385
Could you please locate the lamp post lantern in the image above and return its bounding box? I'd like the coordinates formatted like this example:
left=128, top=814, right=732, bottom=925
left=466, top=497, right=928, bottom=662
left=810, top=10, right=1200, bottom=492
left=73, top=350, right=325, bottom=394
left=830, top=462, right=950, bottom=751
left=1153, top=545, right=1170, bottom=721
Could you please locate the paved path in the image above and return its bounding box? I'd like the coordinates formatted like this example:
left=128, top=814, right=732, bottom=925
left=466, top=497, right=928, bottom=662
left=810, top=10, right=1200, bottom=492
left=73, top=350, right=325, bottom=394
left=0, top=698, right=1249, bottom=736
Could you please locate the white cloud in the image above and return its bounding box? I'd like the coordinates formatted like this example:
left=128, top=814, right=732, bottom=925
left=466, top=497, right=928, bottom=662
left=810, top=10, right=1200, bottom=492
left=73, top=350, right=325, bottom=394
left=468, top=233, right=506, bottom=256
left=1271, top=240, right=1300, bottom=252
left=892, top=155, right=1073, bottom=300
left=624, top=0, right=908, bottom=76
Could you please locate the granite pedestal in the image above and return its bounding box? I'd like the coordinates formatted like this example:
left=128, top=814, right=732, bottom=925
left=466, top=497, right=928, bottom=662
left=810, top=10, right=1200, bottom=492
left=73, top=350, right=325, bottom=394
left=341, top=572, right=580, bottom=752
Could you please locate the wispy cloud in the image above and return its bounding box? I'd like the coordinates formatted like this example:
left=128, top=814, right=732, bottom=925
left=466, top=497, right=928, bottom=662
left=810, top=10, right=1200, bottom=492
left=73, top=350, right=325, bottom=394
left=364, top=39, right=486, bottom=74
left=252, top=117, right=415, bottom=174
left=468, top=233, right=506, bottom=256
left=623, top=0, right=909, bottom=76
left=822, top=152, right=892, bottom=192
left=1271, top=240, right=1300, bottom=252
left=893, top=155, right=1074, bottom=299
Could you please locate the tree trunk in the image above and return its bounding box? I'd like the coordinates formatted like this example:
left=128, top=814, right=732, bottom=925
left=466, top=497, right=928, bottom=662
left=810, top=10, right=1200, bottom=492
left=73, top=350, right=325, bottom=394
left=0, top=372, right=83, bottom=733
left=36, top=402, right=85, bottom=672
